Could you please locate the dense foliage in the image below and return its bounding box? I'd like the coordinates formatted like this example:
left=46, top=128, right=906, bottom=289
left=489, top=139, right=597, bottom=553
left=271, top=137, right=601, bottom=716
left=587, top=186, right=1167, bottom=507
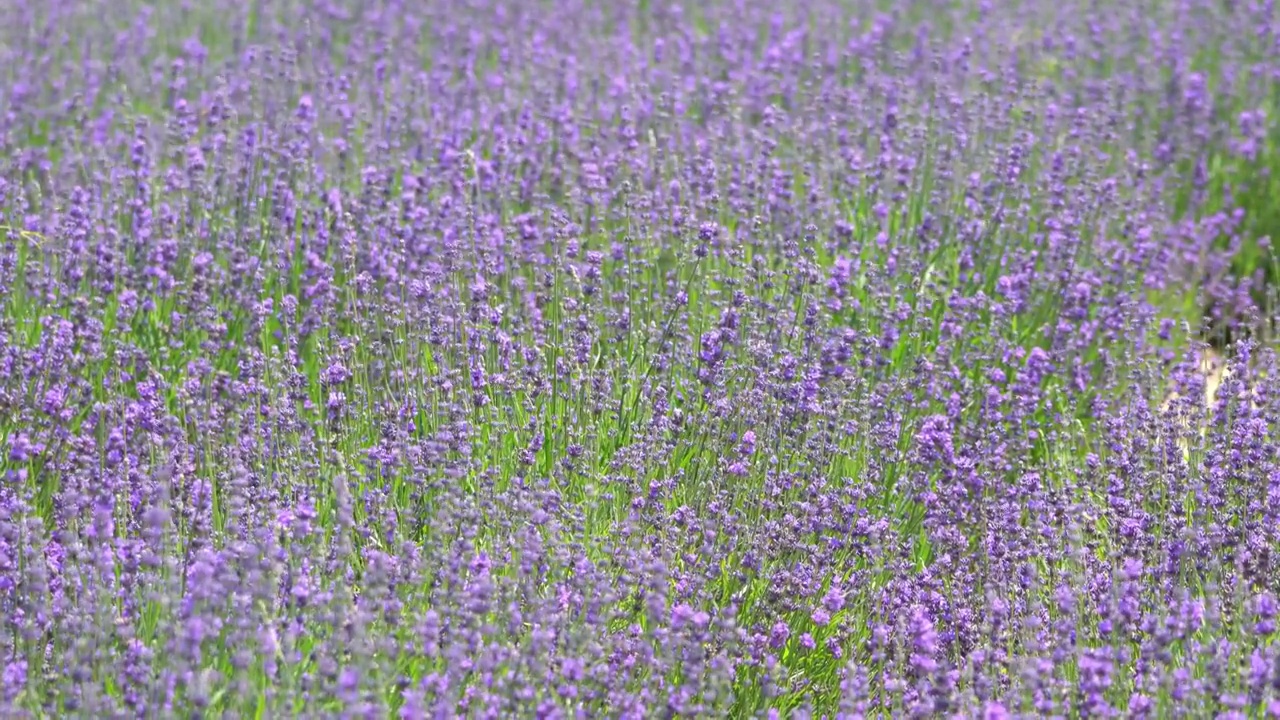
left=1, top=0, right=1279, bottom=716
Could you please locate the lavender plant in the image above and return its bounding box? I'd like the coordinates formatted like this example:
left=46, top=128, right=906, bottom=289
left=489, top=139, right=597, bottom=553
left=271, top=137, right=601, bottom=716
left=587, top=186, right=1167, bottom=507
left=1, top=0, right=1279, bottom=717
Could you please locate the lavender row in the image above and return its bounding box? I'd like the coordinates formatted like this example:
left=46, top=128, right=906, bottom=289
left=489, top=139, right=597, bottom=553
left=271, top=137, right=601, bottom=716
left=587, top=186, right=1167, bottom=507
left=1, top=0, right=1279, bottom=716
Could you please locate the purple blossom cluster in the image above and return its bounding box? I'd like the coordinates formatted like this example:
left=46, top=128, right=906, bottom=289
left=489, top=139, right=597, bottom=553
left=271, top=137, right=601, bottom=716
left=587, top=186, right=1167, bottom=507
left=1, top=0, right=1279, bottom=716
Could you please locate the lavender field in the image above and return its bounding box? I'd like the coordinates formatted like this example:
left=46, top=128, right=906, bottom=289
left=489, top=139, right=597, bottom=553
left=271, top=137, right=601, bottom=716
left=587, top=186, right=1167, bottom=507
left=2, top=0, right=1280, bottom=717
